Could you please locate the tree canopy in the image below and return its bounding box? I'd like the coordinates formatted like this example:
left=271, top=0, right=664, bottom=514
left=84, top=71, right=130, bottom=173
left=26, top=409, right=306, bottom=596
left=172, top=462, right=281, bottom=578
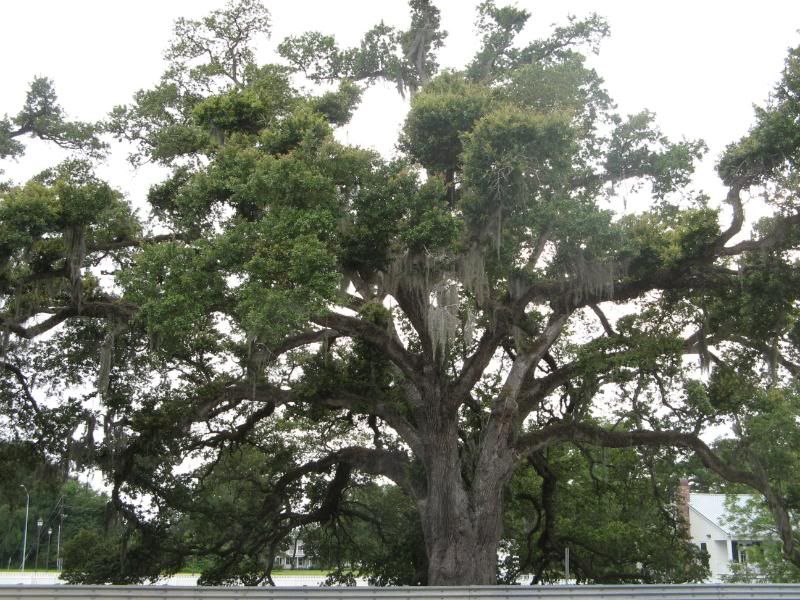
left=3, top=0, right=800, bottom=586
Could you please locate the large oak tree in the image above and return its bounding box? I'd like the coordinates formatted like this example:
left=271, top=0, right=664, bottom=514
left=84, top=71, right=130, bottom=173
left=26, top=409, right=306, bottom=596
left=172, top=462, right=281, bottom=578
left=3, top=0, right=800, bottom=586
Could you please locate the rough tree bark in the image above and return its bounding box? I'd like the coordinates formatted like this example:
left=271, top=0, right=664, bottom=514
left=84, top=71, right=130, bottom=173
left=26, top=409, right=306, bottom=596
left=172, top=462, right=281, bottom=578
left=415, top=397, right=512, bottom=585
left=391, top=323, right=520, bottom=587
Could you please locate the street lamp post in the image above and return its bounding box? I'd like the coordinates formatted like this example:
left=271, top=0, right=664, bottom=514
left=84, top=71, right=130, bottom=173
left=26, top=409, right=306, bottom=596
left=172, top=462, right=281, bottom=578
left=45, top=528, right=52, bottom=571
left=19, top=485, right=29, bottom=572
left=35, top=518, right=43, bottom=571
left=56, top=512, right=66, bottom=571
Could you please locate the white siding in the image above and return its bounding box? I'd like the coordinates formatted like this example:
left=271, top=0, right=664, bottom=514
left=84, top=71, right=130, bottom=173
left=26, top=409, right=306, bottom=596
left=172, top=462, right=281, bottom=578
left=688, top=506, right=732, bottom=580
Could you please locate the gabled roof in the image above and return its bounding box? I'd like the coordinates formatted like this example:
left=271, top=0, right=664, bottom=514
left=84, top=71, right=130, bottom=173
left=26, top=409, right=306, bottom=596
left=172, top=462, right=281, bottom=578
left=689, top=493, right=756, bottom=536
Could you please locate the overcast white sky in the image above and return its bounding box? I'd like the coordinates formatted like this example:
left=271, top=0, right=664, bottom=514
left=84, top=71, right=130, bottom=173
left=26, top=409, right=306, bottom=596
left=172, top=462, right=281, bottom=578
left=2, top=1, right=800, bottom=208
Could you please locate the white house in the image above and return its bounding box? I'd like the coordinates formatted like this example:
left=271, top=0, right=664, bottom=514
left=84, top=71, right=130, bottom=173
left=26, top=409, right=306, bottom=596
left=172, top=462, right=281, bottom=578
left=274, top=537, right=312, bottom=569
left=679, top=479, right=760, bottom=581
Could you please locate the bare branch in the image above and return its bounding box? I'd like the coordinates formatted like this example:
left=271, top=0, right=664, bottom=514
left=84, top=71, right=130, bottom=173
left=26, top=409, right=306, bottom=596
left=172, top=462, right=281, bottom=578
left=589, top=303, right=615, bottom=336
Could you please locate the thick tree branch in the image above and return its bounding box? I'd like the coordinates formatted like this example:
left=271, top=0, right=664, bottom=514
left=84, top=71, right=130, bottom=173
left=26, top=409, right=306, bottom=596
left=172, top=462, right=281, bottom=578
left=516, top=423, right=758, bottom=485
left=314, top=391, right=423, bottom=456
left=516, top=360, right=580, bottom=423
left=87, top=233, right=191, bottom=252
left=526, top=226, right=552, bottom=271
left=589, top=303, right=615, bottom=336
left=200, top=403, right=277, bottom=446
left=187, top=381, right=292, bottom=435
left=281, top=461, right=354, bottom=527
left=472, top=313, right=571, bottom=497
left=1, top=311, right=71, bottom=339
left=2, top=301, right=138, bottom=340
left=393, top=283, right=435, bottom=360
left=312, top=312, right=423, bottom=387
left=527, top=451, right=558, bottom=583
left=728, top=334, right=800, bottom=377
left=512, top=210, right=780, bottom=316
left=719, top=211, right=800, bottom=256
left=451, top=321, right=508, bottom=403
left=335, top=446, right=417, bottom=496
left=499, top=312, right=569, bottom=408
left=712, top=184, right=745, bottom=251
left=0, top=360, right=41, bottom=415
left=277, top=445, right=417, bottom=499
left=249, top=328, right=339, bottom=368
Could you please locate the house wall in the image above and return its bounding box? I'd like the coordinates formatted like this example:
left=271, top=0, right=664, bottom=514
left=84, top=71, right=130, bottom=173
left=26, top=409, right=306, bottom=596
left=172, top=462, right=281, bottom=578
left=276, top=538, right=312, bottom=569
left=688, top=507, right=732, bottom=581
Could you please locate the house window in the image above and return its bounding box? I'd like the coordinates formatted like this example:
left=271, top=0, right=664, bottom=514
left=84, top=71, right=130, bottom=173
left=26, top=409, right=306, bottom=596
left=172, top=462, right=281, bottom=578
left=699, top=542, right=707, bottom=553
left=731, top=540, right=739, bottom=562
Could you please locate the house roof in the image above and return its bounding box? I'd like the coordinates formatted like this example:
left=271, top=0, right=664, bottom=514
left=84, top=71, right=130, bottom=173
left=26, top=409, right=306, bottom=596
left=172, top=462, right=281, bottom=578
left=689, top=493, right=756, bottom=536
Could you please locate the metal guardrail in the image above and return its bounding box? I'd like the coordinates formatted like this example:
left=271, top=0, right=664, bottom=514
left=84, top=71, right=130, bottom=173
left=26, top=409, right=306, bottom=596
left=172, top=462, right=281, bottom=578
left=2, top=585, right=800, bottom=600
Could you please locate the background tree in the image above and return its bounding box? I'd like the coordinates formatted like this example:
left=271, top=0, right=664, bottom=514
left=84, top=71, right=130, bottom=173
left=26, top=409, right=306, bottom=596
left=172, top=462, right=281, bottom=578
left=304, top=482, right=428, bottom=586
left=0, top=77, right=104, bottom=166
left=3, top=0, right=800, bottom=586
left=0, top=447, right=112, bottom=572
left=723, top=492, right=800, bottom=583
left=500, top=443, right=708, bottom=584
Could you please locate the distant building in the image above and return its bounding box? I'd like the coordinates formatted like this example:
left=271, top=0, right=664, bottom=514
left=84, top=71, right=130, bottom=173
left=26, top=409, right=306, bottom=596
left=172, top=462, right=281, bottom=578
left=274, top=537, right=312, bottom=569
left=679, top=479, right=761, bottom=581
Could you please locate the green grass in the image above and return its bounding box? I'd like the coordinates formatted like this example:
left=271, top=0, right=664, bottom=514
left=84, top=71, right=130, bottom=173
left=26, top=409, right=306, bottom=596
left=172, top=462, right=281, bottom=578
left=1, top=567, right=334, bottom=577
left=271, top=569, right=330, bottom=576
left=0, top=568, right=60, bottom=573
left=175, top=568, right=332, bottom=577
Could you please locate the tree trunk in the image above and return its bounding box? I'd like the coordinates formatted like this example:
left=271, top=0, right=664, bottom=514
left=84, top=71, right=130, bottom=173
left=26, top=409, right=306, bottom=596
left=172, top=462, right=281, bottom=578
left=423, top=516, right=500, bottom=585
left=420, top=460, right=502, bottom=584
left=416, top=401, right=511, bottom=585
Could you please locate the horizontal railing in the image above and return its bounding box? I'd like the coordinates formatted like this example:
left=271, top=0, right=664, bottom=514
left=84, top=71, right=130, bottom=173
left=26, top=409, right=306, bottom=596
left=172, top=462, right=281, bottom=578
left=1, top=585, right=800, bottom=599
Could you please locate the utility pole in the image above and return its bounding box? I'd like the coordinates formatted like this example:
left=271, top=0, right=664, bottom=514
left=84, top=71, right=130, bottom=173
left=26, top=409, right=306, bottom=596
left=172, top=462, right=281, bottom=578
left=19, top=485, right=29, bottom=572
